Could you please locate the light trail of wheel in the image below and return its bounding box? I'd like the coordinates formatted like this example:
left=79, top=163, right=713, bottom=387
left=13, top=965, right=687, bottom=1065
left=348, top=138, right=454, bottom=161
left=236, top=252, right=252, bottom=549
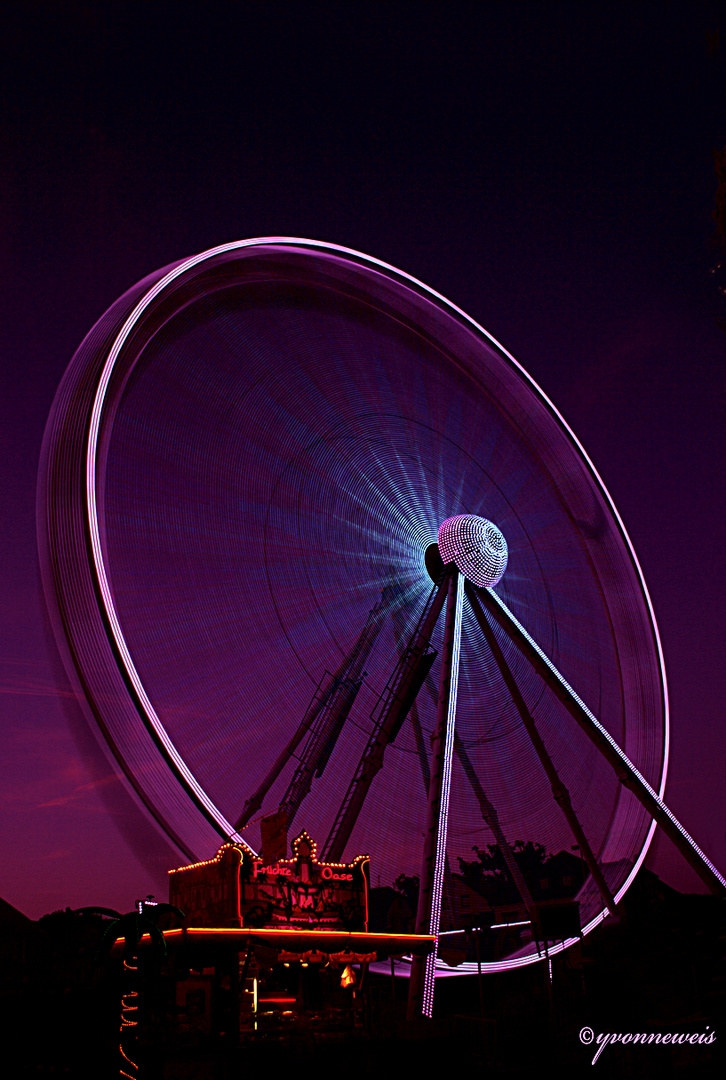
left=39, top=236, right=673, bottom=972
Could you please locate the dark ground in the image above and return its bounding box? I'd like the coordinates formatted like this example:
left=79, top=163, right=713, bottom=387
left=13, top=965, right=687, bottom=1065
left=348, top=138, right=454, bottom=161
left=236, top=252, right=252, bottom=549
left=3, top=869, right=724, bottom=1078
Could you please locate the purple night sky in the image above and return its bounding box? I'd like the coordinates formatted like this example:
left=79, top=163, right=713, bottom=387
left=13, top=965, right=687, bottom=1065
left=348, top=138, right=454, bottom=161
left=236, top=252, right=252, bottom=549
left=2, top=2, right=724, bottom=919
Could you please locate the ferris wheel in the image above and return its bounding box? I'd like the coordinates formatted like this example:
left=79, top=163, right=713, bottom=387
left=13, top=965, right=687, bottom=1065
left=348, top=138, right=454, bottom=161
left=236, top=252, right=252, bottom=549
left=38, top=238, right=725, bottom=1014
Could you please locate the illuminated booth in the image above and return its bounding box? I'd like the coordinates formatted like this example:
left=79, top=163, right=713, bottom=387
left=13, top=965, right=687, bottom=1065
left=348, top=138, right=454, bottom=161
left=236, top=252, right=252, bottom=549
left=162, top=832, right=434, bottom=1039
left=170, top=832, right=370, bottom=933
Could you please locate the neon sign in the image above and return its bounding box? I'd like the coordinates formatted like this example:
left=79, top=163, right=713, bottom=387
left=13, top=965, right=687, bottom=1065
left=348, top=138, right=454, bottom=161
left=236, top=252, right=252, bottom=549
left=240, top=833, right=369, bottom=932
left=321, top=867, right=353, bottom=882
left=169, top=832, right=369, bottom=932
left=252, top=863, right=293, bottom=878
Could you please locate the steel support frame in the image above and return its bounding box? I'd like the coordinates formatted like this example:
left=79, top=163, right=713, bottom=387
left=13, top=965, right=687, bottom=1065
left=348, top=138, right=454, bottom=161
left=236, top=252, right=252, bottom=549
left=323, top=573, right=450, bottom=862
left=466, top=584, right=617, bottom=914
left=235, top=585, right=396, bottom=832
left=408, top=568, right=464, bottom=1019
left=475, top=585, right=726, bottom=897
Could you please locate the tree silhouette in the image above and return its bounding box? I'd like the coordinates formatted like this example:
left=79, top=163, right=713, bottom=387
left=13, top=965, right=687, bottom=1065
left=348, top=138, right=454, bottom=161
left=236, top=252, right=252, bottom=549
left=459, top=841, right=550, bottom=905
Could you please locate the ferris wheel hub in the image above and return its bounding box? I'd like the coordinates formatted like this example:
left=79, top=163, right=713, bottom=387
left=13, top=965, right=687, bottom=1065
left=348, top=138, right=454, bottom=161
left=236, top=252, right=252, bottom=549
left=437, top=514, right=508, bottom=587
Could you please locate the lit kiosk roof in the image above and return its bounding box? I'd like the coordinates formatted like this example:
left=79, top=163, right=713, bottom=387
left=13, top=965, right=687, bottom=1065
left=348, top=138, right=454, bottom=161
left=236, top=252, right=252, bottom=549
left=165, top=831, right=433, bottom=961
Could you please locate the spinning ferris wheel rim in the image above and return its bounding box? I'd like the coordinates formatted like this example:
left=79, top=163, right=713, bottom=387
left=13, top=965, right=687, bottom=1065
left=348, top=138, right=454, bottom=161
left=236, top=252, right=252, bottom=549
left=41, top=237, right=670, bottom=971
left=84, top=235, right=670, bottom=831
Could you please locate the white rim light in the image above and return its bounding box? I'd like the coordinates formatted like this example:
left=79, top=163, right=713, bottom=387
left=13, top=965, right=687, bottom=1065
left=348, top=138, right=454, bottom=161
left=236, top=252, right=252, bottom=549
left=84, top=237, right=670, bottom=971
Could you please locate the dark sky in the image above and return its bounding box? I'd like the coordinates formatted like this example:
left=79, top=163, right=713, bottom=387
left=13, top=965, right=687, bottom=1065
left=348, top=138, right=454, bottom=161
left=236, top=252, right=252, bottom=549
left=1, top=0, right=724, bottom=918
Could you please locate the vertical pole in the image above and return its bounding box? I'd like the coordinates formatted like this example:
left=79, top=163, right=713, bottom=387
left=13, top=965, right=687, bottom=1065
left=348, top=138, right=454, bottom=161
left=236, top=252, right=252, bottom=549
left=407, top=569, right=463, bottom=1019
left=475, top=929, right=484, bottom=1017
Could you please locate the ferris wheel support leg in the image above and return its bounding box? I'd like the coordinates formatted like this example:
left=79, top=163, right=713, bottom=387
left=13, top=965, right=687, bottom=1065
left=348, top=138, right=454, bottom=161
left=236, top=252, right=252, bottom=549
left=391, top=611, right=431, bottom=792
left=234, top=699, right=326, bottom=830
left=453, top=735, right=538, bottom=916
left=407, top=622, right=536, bottom=916
left=473, top=586, right=726, bottom=898
left=235, top=586, right=394, bottom=831
left=407, top=569, right=464, bottom=1021
left=322, top=575, right=449, bottom=863
left=466, top=585, right=618, bottom=915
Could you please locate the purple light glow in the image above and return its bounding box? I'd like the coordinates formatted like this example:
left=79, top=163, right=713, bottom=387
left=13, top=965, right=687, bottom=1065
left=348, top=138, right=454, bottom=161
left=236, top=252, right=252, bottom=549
left=39, top=237, right=670, bottom=972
